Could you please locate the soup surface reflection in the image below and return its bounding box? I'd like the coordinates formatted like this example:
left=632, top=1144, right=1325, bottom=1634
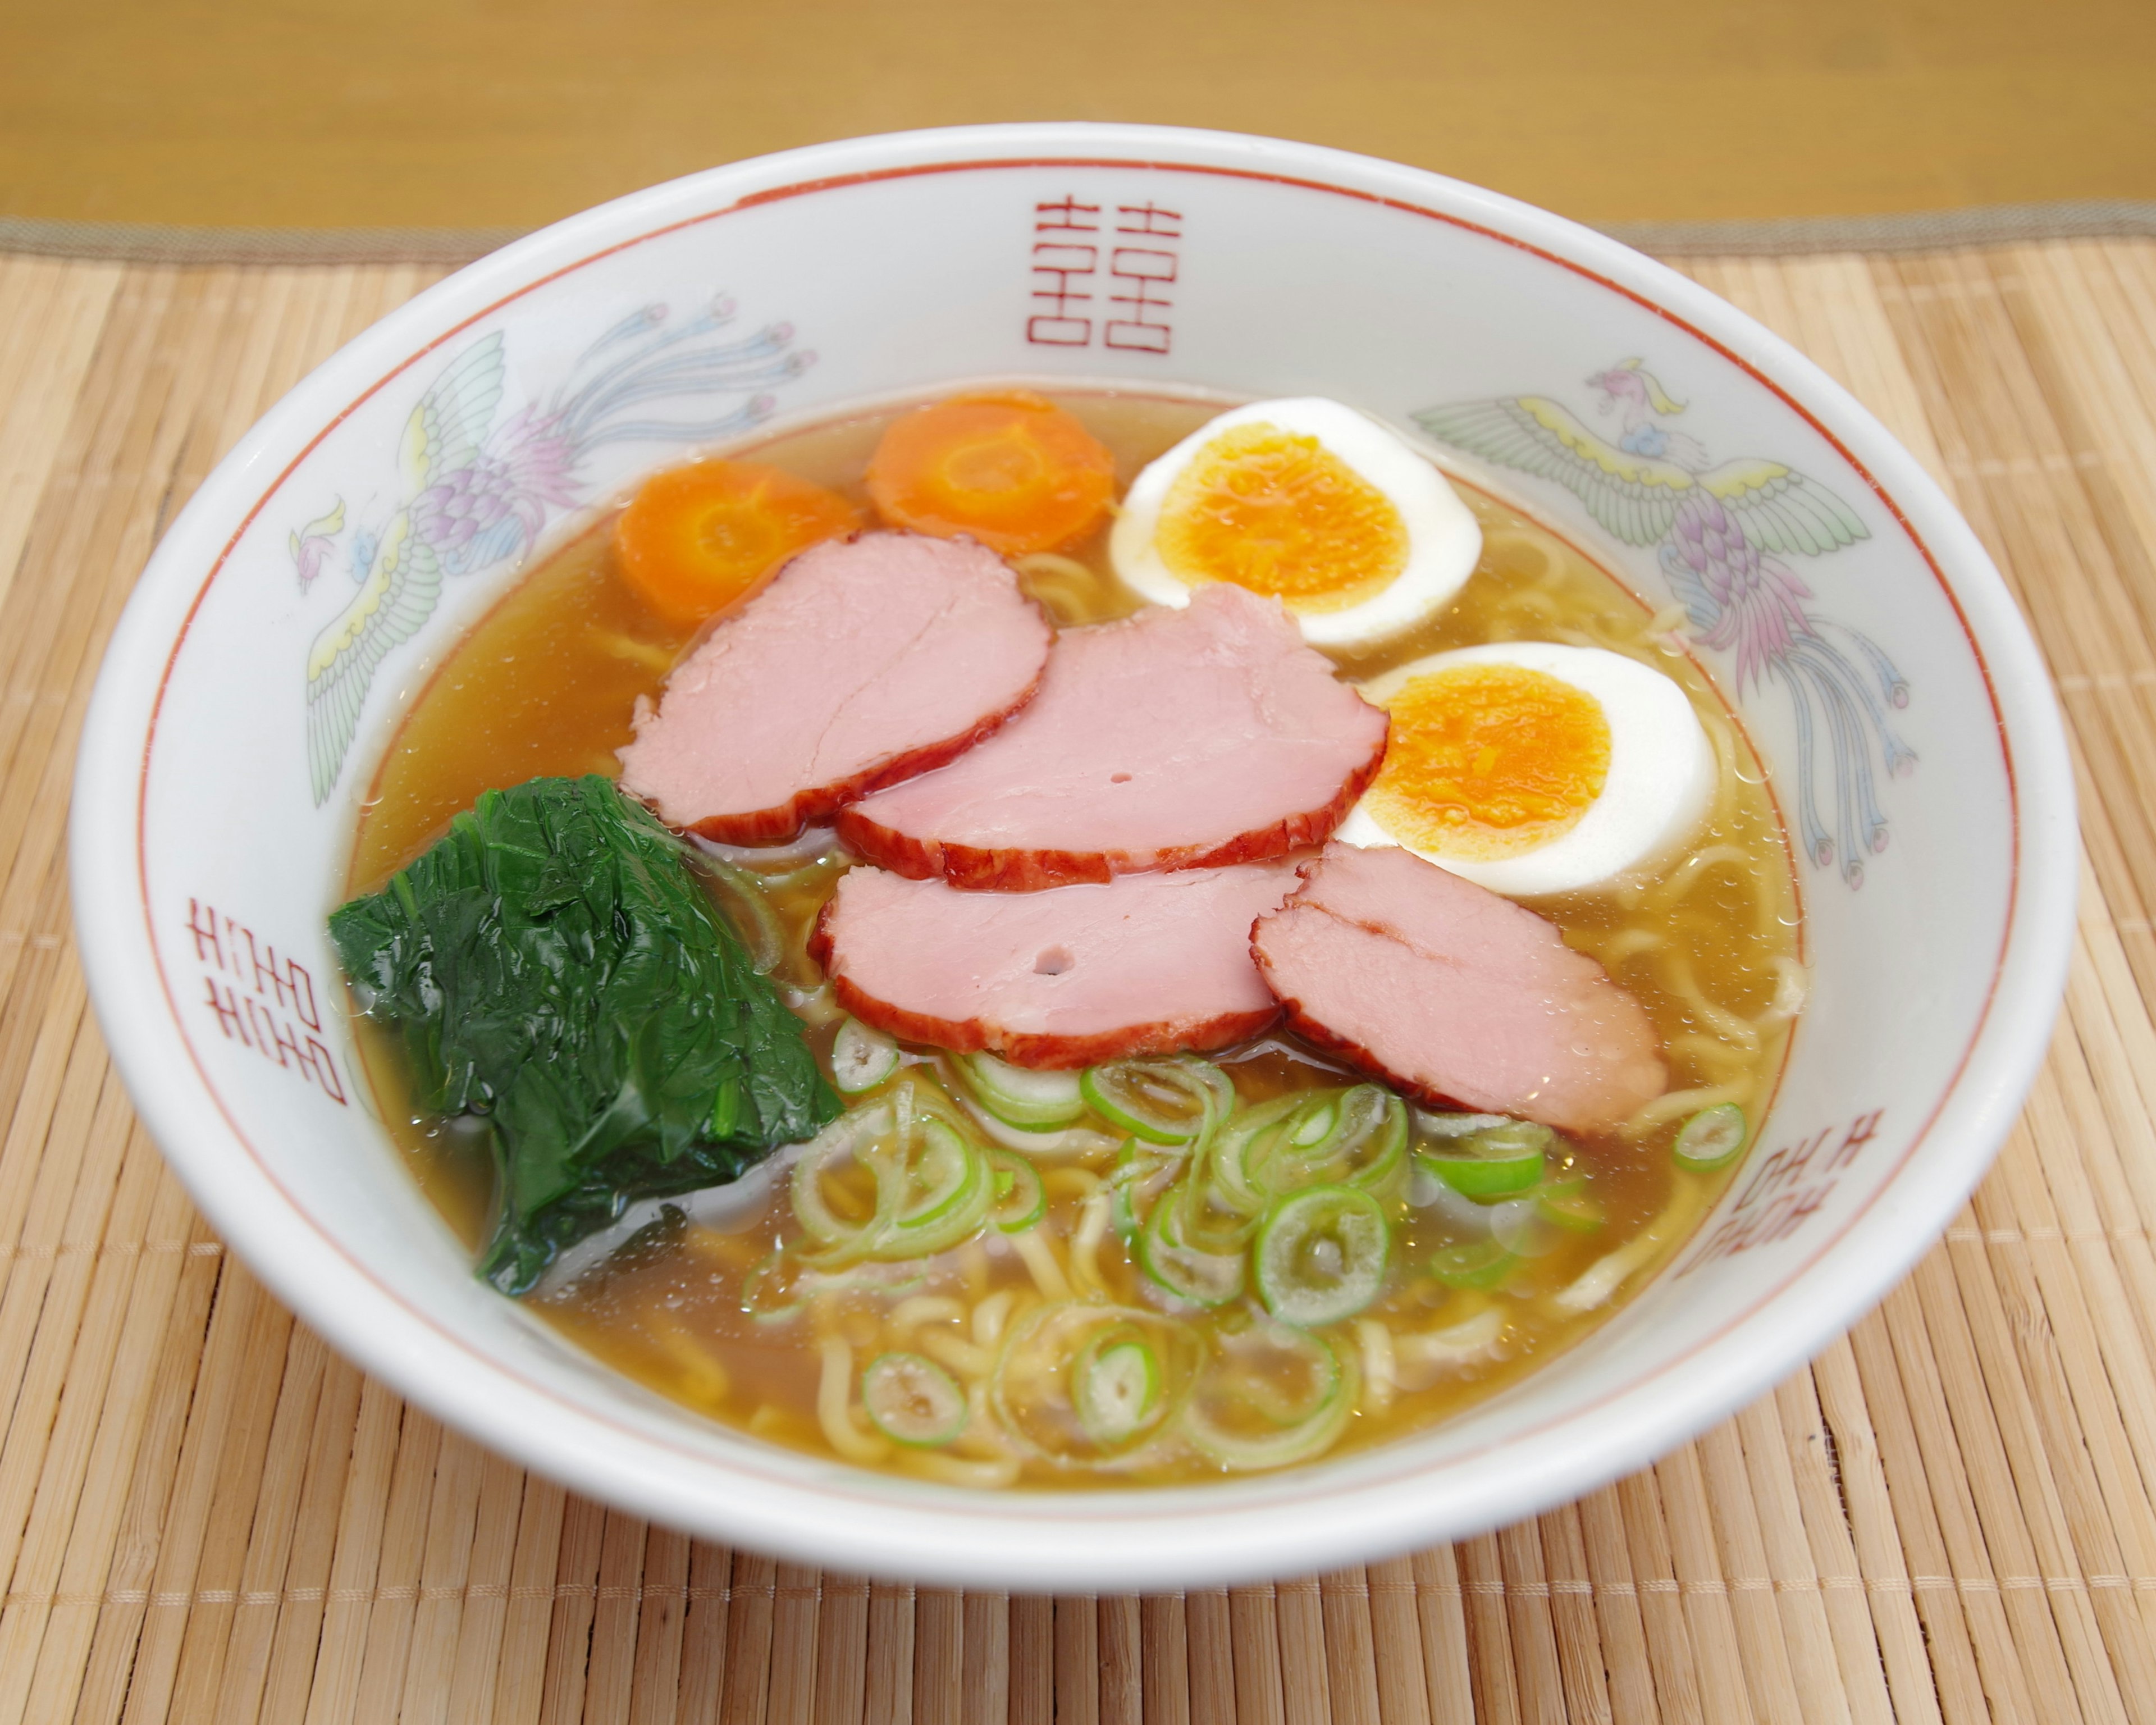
left=348, top=390, right=1799, bottom=1487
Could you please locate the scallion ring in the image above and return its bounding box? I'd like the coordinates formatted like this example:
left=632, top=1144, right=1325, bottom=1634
left=1427, top=1239, right=1518, bottom=1290
left=1253, top=1184, right=1392, bottom=1328
left=1674, top=1102, right=1748, bottom=1171
left=1081, top=1057, right=1229, bottom=1146
left=988, top=1149, right=1047, bottom=1233
left=1415, top=1119, right=1550, bottom=1202
left=830, top=1017, right=901, bottom=1094
left=1533, top=1175, right=1605, bottom=1233
left=1138, top=1182, right=1246, bottom=1307
left=955, top=1052, right=1086, bottom=1129
left=861, top=1352, right=967, bottom=1446
left=1074, top=1332, right=1165, bottom=1448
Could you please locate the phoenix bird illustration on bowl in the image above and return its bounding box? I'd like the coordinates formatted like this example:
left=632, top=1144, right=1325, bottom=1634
left=1418, top=359, right=1915, bottom=886
left=295, top=296, right=813, bottom=805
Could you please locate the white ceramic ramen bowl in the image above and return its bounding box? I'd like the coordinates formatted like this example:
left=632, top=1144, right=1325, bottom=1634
left=71, top=124, right=2076, bottom=1590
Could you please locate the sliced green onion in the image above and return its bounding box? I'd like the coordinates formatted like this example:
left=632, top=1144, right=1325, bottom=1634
left=1182, top=1325, right=1356, bottom=1472
left=949, top=1089, right=1118, bottom=1156
left=1081, top=1058, right=1230, bottom=1145
left=1138, top=1184, right=1246, bottom=1307
left=1428, top=1239, right=1519, bottom=1290
left=1674, top=1103, right=1748, bottom=1171
left=1108, top=1138, right=1185, bottom=1241
left=1254, top=1184, right=1392, bottom=1327
left=1208, top=1094, right=1299, bottom=1215
left=1074, top=1334, right=1164, bottom=1448
left=886, top=1120, right=993, bottom=1256
left=956, top=1052, right=1086, bottom=1129
left=1337, top=1087, right=1409, bottom=1194
left=1290, top=1101, right=1339, bottom=1147
left=791, top=1108, right=894, bottom=1248
left=1416, top=1120, right=1551, bottom=1202
left=791, top=1105, right=994, bottom=1263
left=1244, top=1087, right=1407, bottom=1202
left=1413, top=1108, right=1512, bottom=1139
left=988, top=1150, right=1046, bottom=1233
left=861, top=1352, right=967, bottom=1446
left=1533, top=1176, right=1605, bottom=1233
left=991, top=1302, right=1198, bottom=1467
left=830, top=1017, right=901, bottom=1094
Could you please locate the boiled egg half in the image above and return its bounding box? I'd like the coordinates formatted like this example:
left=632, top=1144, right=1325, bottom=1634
left=1109, top=398, right=1481, bottom=647
left=1336, top=641, right=1714, bottom=897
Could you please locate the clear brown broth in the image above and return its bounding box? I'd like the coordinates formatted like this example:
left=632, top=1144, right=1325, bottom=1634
left=348, top=389, right=1799, bottom=1486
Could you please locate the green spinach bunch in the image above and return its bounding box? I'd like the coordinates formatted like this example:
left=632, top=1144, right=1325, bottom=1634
left=330, top=775, right=839, bottom=1293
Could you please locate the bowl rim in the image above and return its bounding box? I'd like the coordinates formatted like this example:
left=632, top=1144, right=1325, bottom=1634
left=70, top=121, right=2078, bottom=1589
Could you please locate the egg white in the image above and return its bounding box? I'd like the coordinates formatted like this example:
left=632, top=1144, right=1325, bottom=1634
left=1108, top=398, right=1482, bottom=647
left=1337, top=641, right=1715, bottom=897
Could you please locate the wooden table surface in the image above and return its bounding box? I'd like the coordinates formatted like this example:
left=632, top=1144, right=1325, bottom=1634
left=0, top=0, right=2152, bottom=236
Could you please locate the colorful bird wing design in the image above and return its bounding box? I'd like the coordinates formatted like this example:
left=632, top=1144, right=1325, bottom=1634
left=303, top=512, right=441, bottom=805
left=1698, top=458, right=1869, bottom=558
left=398, top=330, right=506, bottom=491
left=1413, top=395, right=1697, bottom=548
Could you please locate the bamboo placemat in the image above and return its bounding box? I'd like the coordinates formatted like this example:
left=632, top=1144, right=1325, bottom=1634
left=3, top=238, right=2156, bottom=1723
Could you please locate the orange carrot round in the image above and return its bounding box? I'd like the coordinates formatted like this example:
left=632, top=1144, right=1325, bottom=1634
left=866, top=390, right=1116, bottom=555
left=614, top=459, right=861, bottom=624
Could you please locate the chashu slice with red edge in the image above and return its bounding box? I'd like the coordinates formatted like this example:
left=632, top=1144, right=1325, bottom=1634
left=1251, top=842, right=1667, bottom=1135
left=619, top=531, right=1052, bottom=843
left=837, top=583, right=1389, bottom=891
left=810, top=858, right=1301, bottom=1069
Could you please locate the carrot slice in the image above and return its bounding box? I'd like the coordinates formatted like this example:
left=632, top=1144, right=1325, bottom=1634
left=614, top=458, right=861, bottom=623
left=867, top=390, right=1116, bottom=555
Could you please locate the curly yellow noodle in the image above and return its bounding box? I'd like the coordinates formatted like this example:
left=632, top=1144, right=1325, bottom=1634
left=1015, top=553, right=1114, bottom=626
left=783, top=982, right=846, bottom=1032
left=1043, top=1167, right=1104, bottom=1201
left=1015, top=551, right=1094, bottom=583
left=816, top=1338, right=892, bottom=1465
left=960, top=1381, right=1020, bottom=1459
left=1645, top=845, right=1758, bottom=915
left=1550, top=1178, right=1710, bottom=1315
left=972, top=1288, right=1019, bottom=1348
left=1067, top=1190, right=1113, bottom=1298
left=584, top=627, right=677, bottom=674
left=1011, top=1230, right=1073, bottom=1301
left=900, top=1451, right=1024, bottom=1488
left=1591, top=928, right=1665, bottom=966
left=1354, top=1318, right=1397, bottom=1416
left=1620, top=1081, right=1751, bottom=1141
left=1669, top=1033, right=1757, bottom=1078
left=915, top=1329, right=995, bottom=1381
left=889, top=1294, right=967, bottom=1333
left=1663, top=952, right=1760, bottom=1051
left=647, top=1314, right=731, bottom=1407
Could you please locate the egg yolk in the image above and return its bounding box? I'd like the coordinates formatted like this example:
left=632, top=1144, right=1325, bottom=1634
left=1365, top=664, right=1611, bottom=860
left=1155, top=423, right=1409, bottom=612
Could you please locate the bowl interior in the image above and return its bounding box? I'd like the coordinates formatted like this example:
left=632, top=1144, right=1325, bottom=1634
left=71, top=124, right=2072, bottom=1589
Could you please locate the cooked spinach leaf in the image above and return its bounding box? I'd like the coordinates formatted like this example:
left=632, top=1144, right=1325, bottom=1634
left=330, top=774, right=839, bottom=1293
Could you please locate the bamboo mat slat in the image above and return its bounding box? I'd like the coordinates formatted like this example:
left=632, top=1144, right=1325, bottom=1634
left=1, top=239, right=2153, bottom=1723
